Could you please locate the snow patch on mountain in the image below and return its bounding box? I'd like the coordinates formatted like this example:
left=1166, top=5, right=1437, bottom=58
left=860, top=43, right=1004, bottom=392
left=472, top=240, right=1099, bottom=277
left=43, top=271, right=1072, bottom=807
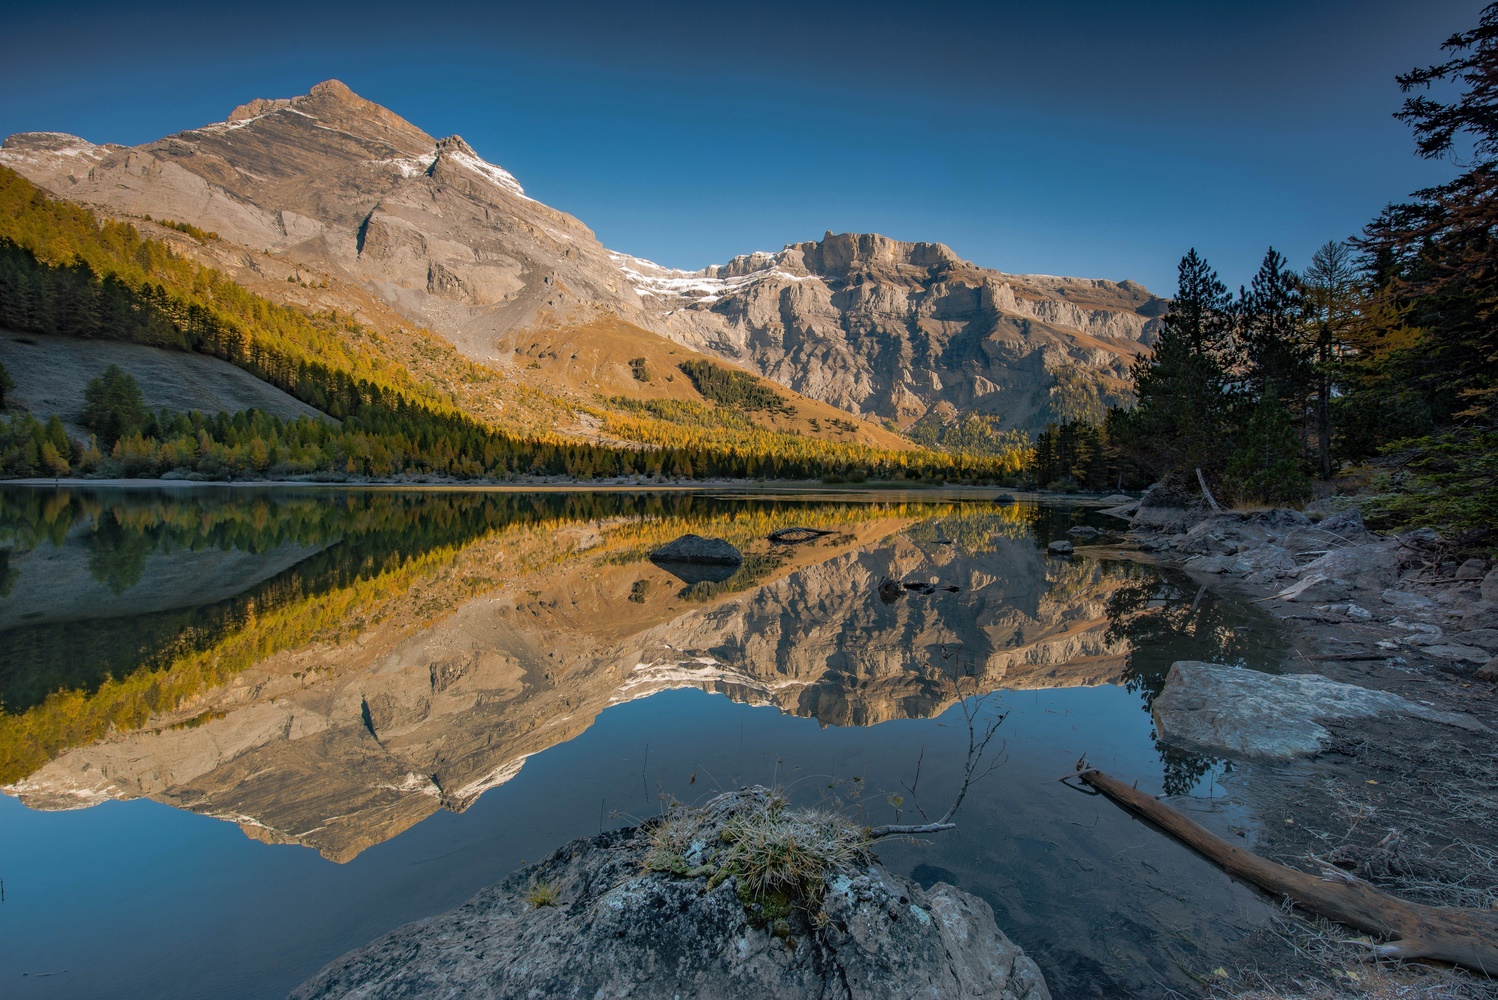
left=609, top=250, right=815, bottom=305
left=447, top=145, right=528, bottom=199
left=0, top=133, right=111, bottom=171
left=372, top=152, right=438, bottom=178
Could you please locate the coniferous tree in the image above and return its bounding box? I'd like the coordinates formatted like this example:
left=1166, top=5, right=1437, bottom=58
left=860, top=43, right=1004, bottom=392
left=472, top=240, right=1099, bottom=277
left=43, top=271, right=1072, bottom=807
left=1237, top=248, right=1311, bottom=407
left=1224, top=393, right=1311, bottom=505
left=1303, top=240, right=1359, bottom=479
left=1110, top=249, right=1235, bottom=481
left=1225, top=248, right=1314, bottom=502
left=0, top=360, right=12, bottom=410
left=81, top=365, right=147, bottom=449
left=1355, top=3, right=1498, bottom=427
left=1340, top=3, right=1498, bottom=538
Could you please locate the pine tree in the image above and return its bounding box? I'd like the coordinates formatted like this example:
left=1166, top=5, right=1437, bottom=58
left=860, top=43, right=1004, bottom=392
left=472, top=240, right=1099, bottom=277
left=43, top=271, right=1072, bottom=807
left=1317, top=3, right=1498, bottom=540
left=1355, top=3, right=1498, bottom=427
left=1224, top=393, right=1311, bottom=506
left=1303, top=240, right=1359, bottom=479
left=1237, top=248, right=1311, bottom=406
left=1111, top=249, right=1235, bottom=480
left=82, top=365, right=147, bottom=449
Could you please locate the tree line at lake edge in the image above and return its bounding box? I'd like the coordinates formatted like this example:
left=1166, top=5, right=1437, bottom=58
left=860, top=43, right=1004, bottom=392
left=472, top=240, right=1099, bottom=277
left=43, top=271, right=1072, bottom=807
left=1028, top=6, right=1498, bottom=548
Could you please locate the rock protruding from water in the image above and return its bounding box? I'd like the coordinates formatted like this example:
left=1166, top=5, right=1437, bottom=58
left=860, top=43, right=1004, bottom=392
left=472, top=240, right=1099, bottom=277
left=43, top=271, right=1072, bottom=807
left=1047, top=539, right=1073, bottom=555
left=649, top=533, right=743, bottom=565
left=1151, top=661, right=1490, bottom=761
left=291, top=788, right=1051, bottom=1000
left=768, top=526, right=834, bottom=545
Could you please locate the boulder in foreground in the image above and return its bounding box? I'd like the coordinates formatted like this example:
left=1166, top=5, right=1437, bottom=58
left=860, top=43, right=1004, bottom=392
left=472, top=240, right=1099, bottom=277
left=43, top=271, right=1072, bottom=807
left=292, top=788, right=1050, bottom=1000
left=649, top=533, right=743, bottom=565
left=1151, top=661, right=1489, bottom=761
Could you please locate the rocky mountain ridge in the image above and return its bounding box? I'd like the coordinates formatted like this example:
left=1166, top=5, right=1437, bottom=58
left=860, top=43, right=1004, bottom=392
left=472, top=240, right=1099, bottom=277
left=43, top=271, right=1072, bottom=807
left=1, top=80, right=1163, bottom=433
left=617, top=233, right=1162, bottom=427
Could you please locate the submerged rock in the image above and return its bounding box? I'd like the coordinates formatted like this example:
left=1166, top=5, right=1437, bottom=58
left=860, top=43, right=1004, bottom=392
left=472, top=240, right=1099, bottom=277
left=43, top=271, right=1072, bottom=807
left=768, top=526, right=834, bottom=545
left=1151, top=661, right=1490, bottom=761
left=650, top=533, right=743, bottom=565
left=291, top=788, right=1051, bottom=1000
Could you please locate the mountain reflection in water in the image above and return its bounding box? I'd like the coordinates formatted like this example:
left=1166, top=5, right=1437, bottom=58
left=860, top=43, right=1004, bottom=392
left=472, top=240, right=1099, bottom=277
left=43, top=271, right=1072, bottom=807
left=0, top=486, right=1299, bottom=999
left=0, top=488, right=1278, bottom=865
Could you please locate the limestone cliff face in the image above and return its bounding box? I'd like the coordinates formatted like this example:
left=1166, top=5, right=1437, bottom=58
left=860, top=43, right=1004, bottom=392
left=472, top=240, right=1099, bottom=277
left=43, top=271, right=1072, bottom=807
left=618, top=234, right=1163, bottom=428
left=3, top=518, right=1134, bottom=862
left=1, top=81, right=1160, bottom=432
left=0, top=81, right=658, bottom=361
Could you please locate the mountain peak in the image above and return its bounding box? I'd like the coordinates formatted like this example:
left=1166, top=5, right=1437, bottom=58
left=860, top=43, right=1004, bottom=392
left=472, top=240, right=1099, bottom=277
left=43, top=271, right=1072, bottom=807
left=435, top=134, right=477, bottom=157
left=308, top=79, right=357, bottom=100
left=220, top=79, right=433, bottom=156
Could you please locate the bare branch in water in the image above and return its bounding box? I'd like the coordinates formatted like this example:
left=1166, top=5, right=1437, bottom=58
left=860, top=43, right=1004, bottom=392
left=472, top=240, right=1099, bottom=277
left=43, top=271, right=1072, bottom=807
left=875, top=678, right=1008, bottom=840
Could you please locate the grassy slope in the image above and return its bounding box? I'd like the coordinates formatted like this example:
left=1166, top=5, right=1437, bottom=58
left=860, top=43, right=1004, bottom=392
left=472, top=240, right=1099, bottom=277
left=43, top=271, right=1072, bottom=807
left=0, top=330, right=328, bottom=438
left=129, top=220, right=914, bottom=454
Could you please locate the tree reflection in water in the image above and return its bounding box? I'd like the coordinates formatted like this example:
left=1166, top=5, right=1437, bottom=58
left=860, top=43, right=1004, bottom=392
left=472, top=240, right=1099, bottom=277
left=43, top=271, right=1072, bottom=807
left=84, top=509, right=154, bottom=594
left=1104, top=565, right=1269, bottom=796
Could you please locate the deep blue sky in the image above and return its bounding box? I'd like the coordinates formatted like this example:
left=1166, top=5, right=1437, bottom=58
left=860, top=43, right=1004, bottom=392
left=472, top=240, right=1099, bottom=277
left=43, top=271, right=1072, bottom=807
left=0, top=0, right=1485, bottom=294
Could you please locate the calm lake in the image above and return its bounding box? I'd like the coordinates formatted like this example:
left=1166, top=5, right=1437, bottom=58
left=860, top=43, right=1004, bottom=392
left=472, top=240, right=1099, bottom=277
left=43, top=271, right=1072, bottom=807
left=0, top=486, right=1291, bottom=998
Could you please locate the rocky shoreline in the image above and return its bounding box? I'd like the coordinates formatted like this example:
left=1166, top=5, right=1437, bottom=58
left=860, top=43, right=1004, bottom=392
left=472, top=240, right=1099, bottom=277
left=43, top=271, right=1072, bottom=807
left=1117, top=494, right=1498, bottom=688
left=1096, top=492, right=1498, bottom=994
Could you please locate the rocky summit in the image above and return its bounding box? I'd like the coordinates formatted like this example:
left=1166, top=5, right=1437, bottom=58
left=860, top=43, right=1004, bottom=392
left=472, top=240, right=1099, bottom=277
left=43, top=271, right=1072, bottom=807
left=1, top=80, right=1161, bottom=432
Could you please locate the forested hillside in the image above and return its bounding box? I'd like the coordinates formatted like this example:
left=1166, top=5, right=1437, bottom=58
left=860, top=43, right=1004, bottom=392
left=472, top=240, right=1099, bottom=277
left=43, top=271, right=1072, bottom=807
left=0, top=170, right=1023, bottom=483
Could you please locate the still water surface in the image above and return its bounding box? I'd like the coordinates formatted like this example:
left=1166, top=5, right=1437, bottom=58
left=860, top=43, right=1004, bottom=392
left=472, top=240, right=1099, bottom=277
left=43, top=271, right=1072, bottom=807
left=0, top=487, right=1290, bottom=998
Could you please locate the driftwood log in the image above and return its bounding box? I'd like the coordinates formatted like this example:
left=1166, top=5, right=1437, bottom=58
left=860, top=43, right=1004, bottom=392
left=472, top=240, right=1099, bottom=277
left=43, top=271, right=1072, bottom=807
left=1074, top=764, right=1498, bottom=975
left=1195, top=467, right=1223, bottom=511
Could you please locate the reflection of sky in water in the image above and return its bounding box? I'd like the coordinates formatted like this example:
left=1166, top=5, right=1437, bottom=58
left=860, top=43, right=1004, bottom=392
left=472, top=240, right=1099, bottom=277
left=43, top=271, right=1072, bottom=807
left=0, top=488, right=1290, bottom=998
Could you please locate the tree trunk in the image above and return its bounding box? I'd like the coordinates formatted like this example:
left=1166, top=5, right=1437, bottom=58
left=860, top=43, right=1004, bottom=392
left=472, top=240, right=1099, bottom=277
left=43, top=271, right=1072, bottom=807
left=1076, top=765, right=1498, bottom=974
left=1318, top=374, right=1332, bottom=481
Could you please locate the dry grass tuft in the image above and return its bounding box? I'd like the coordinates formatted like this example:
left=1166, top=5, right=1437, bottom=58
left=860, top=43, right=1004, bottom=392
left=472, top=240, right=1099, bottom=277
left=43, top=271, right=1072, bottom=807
left=525, top=880, right=559, bottom=909
left=641, top=786, right=873, bottom=923
left=1196, top=905, right=1498, bottom=1000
